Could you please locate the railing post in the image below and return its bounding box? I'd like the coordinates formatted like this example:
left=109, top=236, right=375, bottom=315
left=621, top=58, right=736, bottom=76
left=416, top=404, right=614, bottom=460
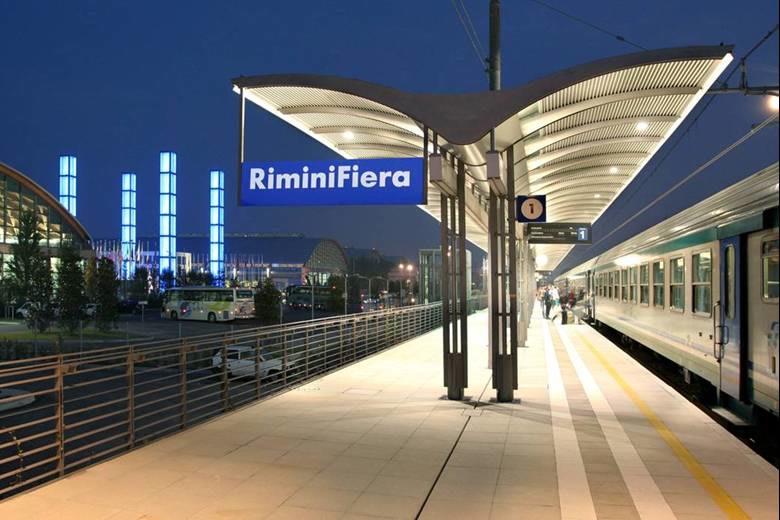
left=282, top=330, right=288, bottom=386
left=179, top=341, right=187, bottom=429
left=305, top=329, right=310, bottom=378
left=56, top=354, right=65, bottom=476
left=254, top=337, right=261, bottom=400
left=339, top=322, right=344, bottom=365
left=127, top=347, right=135, bottom=448
left=352, top=318, right=357, bottom=360
left=221, top=339, right=229, bottom=412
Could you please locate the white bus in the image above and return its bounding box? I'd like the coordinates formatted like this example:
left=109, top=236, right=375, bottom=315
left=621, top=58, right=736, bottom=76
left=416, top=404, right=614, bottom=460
left=162, top=287, right=255, bottom=322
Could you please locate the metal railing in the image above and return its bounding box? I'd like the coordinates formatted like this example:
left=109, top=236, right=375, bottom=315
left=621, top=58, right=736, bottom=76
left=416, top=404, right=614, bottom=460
left=0, top=300, right=490, bottom=499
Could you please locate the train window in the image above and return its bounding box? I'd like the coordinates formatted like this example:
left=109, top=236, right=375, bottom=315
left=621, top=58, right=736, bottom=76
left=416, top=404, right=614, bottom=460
left=670, top=257, right=685, bottom=312
left=608, top=272, right=613, bottom=299
left=653, top=260, right=665, bottom=308
left=762, top=238, right=779, bottom=302
left=640, top=264, right=649, bottom=305
left=692, top=251, right=711, bottom=316
left=613, top=271, right=619, bottom=300
left=629, top=267, right=638, bottom=303
left=621, top=269, right=628, bottom=302
left=724, top=246, right=735, bottom=319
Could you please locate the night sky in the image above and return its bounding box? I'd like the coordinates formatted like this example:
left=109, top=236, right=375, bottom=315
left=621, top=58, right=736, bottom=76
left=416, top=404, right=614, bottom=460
left=1, top=1, right=777, bottom=266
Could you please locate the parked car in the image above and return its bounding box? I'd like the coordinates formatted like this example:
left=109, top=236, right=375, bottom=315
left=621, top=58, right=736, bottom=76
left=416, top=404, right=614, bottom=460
left=83, top=303, right=97, bottom=317
left=211, top=345, right=296, bottom=380
left=118, top=299, right=139, bottom=314
left=15, top=301, right=34, bottom=319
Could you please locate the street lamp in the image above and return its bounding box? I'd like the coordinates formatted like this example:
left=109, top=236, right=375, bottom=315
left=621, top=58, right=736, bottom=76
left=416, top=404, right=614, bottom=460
left=397, top=264, right=415, bottom=306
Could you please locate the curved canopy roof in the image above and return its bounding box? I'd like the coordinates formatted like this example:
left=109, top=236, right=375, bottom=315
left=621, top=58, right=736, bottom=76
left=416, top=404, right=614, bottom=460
left=234, top=46, right=732, bottom=269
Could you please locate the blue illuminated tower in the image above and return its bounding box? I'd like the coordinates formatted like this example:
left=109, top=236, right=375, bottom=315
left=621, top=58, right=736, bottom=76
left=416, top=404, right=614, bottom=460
left=159, top=151, right=177, bottom=281
left=58, top=155, right=77, bottom=215
left=209, top=170, right=225, bottom=284
left=121, top=173, right=137, bottom=280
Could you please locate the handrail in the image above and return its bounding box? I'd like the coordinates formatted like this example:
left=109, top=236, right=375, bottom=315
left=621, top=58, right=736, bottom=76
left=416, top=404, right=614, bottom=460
left=0, top=297, right=486, bottom=499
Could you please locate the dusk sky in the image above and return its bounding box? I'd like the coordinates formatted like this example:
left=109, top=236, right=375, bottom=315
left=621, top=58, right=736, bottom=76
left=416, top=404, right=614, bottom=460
left=1, top=1, right=777, bottom=265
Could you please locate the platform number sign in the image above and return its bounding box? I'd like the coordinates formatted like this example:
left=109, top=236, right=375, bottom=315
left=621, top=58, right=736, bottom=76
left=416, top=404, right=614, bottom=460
left=516, top=195, right=546, bottom=223
left=577, top=227, right=589, bottom=242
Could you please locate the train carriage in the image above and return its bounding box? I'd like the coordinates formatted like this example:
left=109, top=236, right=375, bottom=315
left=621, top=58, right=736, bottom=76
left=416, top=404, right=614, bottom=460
left=557, top=163, right=779, bottom=420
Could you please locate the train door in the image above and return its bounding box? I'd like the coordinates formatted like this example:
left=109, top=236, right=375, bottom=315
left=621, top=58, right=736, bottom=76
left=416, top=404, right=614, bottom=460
left=718, top=236, right=746, bottom=401
left=587, top=270, right=595, bottom=320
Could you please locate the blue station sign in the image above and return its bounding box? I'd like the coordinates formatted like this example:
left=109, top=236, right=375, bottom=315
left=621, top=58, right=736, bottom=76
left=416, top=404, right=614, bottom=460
left=240, top=157, right=425, bottom=206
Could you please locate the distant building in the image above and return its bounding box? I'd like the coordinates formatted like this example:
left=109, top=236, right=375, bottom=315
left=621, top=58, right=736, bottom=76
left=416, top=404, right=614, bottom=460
left=418, top=248, right=471, bottom=304
left=0, top=162, right=92, bottom=276
left=94, top=233, right=348, bottom=290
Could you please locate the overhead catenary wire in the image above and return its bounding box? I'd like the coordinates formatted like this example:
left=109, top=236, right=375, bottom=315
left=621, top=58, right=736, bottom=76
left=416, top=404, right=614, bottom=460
left=458, top=0, right=485, bottom=58
left=450, top=0, right=487, bottom=71
left=522, top=0, right=646, bottom=51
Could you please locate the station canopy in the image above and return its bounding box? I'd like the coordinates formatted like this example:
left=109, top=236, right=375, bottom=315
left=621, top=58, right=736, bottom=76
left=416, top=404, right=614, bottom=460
left=233, top=46, right=732, bottom=271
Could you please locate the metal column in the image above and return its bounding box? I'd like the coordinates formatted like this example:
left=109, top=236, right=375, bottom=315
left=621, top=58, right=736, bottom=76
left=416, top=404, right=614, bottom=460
left=490, top=149, right=517, bottom=402
left=236, top=86, right=246, bottom=206
left=506, top=146, right=519, bottom=390
left=441, top=189, right=451, bottom=387
left=440, top=154, right=467, bottom=401
left=457, top=160, right=469, bottom=390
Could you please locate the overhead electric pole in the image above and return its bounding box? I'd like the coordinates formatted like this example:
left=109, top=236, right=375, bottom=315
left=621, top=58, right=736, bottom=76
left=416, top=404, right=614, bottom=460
left=488, top=0, right=501, bottom=91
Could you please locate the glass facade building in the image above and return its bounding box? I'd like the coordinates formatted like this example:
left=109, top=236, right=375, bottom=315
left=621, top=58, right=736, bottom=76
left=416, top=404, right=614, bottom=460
left=209, top=170, right=224, bottom=283
left=58, top=155, right=77, bottom=216
left=0, top=162, right=92, bottom=276
left=159, top=151, right=177, bottom=277
left=121, top=172, right=137, bottom=280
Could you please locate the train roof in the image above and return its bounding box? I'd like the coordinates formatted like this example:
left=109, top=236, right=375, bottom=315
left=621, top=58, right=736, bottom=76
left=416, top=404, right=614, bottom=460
left=558, top=161, right=779, bottom=279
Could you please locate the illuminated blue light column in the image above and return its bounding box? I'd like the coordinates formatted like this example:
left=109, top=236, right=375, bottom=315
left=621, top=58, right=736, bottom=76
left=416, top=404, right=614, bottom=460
left=121, top=173, right=137, bottom=280
left=209, top=170, right=225, bottom=284
left=159, top=151, right=177, bottom=281
left=59, top=155, right=77, bottom=215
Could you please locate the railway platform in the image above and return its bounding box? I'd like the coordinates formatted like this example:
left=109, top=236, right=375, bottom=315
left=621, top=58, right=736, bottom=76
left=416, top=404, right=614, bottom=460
left=0, top=307, right=777, bottom=519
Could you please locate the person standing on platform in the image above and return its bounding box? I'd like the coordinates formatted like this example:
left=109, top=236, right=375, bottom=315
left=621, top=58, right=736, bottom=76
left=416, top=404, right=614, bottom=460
left=549, top=286, right=560, bottom=321
left=543, top=286, right=553, bottom=319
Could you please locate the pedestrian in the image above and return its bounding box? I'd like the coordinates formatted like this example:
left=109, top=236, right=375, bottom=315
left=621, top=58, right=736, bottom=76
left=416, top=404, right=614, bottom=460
left=543, top=286, right=552, bottom=319
left=549, top=286, right=560, bottom=321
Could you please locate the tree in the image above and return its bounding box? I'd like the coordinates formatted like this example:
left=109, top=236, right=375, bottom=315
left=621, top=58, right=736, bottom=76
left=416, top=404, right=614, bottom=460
left=129, top=266, right=150, bottom=301
left=5, top=211, right=41, bottom=304
left=178, top=269, right=215, bottom=287
left=159, top=269, right=175, bottom=291
left=4, top=211, right=54, bottom=332
left=94, top=258, right=120, bottom=332
left=327, top=275, right=345, bottom=312
left=57, top=241, right=86, bottom=333
left=84, top=257, right=98, bottom=303
left=254, top=278, right=280, bottom=324
left=27, top=255, right=54, bottom=333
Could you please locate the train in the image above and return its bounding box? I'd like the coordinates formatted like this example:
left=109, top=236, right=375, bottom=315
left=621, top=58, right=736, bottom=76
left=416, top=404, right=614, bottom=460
left=556, top=163, right=778, bottom=422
